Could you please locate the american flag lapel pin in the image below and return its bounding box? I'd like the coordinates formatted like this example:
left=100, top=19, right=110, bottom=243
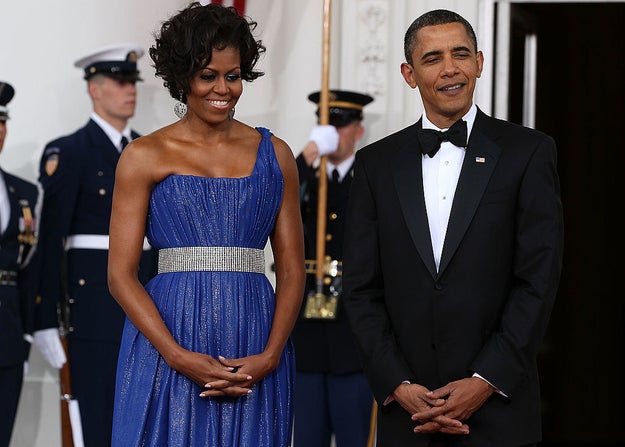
left=475, top=156, right=486, bottom=163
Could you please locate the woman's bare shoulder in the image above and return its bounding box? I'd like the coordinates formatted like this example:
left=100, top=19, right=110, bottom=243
left=118, top=124, right=181, bottom=182
left=128, top=124, right=178, bottom=153
left=268, top=132, right=295, bottom=160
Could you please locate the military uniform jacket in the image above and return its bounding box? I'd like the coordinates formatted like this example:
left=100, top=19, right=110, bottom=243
left=37, top=119, right=155, bottom=342
left=291, top=153, right=363, bottom=374
left=0, top=169, right=40, bottom=367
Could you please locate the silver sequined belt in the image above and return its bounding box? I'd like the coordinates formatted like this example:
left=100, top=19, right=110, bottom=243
left=157, top=247, right=265, bottom=274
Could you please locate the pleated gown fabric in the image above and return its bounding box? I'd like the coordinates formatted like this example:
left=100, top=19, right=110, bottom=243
left=112, top=127, right=295, bottom=446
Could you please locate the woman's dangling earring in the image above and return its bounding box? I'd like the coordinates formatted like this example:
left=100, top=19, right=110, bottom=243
left=174, top=91, right=187, bottom=119
left=228, top=107, right=235, bottom=121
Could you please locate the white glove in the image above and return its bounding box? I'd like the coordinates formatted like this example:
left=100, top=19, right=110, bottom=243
left=34, top=328, right=66, bottom=369
left=309, top=125, right=339, bottom=156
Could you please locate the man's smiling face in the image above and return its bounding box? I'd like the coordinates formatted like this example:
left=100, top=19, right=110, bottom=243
left=401, top=22, right=483, bottom=128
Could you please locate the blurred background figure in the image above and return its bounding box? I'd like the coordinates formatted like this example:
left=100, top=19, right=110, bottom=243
left=0, top=81, right=41, bottom=447
left=292, top=89, right=375, bottom=447
left=35, top=44, right=157, bottom=447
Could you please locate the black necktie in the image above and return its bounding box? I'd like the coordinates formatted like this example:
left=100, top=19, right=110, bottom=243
left=331, top=168, right=340, bottom=184
left=417, top=119, right=467, bottom=158
left=120, top=136, right=129, bottom=151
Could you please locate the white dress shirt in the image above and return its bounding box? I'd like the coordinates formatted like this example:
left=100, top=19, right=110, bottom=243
left=422, top=105, right=477, bottom=272
left=90, top=112, right=131, bottom=153
left=326, top=154, right=355, bottom=183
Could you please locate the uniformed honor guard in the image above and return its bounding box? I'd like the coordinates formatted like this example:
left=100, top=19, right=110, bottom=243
left=292, top=90, right=375, bottom=447
left=36, top=44, right=157, bottom=447
left=0, top=81, right=41, bottom=447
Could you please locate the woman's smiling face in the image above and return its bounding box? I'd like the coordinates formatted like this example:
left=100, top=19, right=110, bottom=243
left=186, top=46, right=243, bottom=123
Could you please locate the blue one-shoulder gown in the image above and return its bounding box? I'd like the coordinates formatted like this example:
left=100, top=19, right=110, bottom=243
left=112, top=127, right=294, bottom=446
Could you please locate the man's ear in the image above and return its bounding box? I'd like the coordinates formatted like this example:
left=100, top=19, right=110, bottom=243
left=87, top=81, right=99, bottom=99
left=476, top=51, right=484, bottom=78
left=355, top=124, right=365, bottom=142
left=400, top=62, right=417, bottom=89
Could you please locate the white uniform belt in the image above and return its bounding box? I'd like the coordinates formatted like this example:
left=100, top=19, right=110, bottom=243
left=65, top=235, right=151, bottom=251
left=158, top=247, right=265, bottom=274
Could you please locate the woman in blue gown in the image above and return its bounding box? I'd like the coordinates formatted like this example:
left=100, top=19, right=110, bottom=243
left=107, top=3, right=305, bottom=446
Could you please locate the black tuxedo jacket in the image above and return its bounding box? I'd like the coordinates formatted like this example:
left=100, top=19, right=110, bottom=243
left=343, top=108, right=564, bottom=446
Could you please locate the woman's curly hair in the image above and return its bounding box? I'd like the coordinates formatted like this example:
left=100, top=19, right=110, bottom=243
left=150, top=2, right=266, bottom=101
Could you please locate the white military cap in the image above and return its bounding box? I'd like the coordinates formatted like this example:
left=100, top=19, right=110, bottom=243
left=74, top=42, right=144, bottom=82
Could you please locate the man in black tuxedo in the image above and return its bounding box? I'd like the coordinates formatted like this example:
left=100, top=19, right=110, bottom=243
left=343, top=9, right=563, bottom=447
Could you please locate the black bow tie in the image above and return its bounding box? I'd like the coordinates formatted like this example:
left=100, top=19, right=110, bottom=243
left=417, top=119, right=467, bottom=158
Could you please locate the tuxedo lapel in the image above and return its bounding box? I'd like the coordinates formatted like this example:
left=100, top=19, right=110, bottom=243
left=438, top=113, right=501, bottom=276
left=392, top=122, right=438, bottom=278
